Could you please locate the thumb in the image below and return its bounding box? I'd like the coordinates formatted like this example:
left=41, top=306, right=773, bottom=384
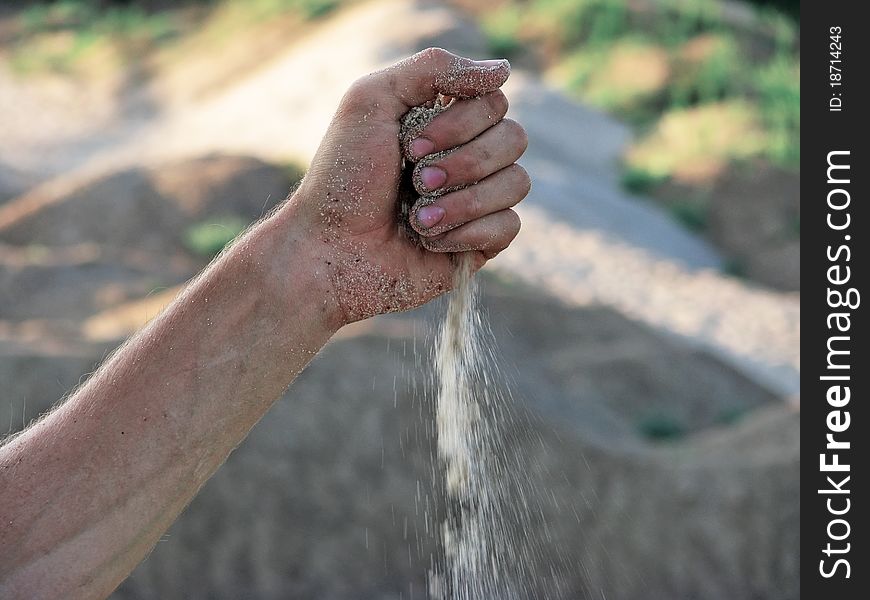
left=368, top=48, right=511, bottom=117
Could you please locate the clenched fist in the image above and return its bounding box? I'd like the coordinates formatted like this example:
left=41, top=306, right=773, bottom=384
left=289, top=47, right=529, bottom=324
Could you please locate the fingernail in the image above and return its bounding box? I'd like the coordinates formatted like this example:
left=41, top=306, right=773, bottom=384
left=416, top=205, right=446, bottom=229
left=475, top=59, right=508, bottom=68
left=419, top=166, right=447, bottom=191
left=410, top=137, right=436, bottom=159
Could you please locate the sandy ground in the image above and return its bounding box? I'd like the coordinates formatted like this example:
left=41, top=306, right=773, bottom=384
left=0, top=0, right=799, bottom=396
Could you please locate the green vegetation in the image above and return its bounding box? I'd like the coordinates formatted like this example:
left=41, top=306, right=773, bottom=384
left=620, top=166, right=668, bottom=194
left=556, top=38, right=668, bottom=124
left=282, top=161, right=307, bottom=185
left=721, top=258, right=748, bottom=279
left=219, top=0, right=341, bottom=21
left=183, top=216, right=249, bottom=258
left=668, top=200, right=708, bottom=233
left=715, top=406, right=748, bottom=426
left=9, top=1, right=179, bottom=73
left=624, top=101, right=766, bottom=185
left=754, top=54, right=800, bottom=166
left=478, top=0, right=800, bottom=190
left=637, top=411, right=687, bottom=441
left=789, top=216, right=800, bottom=238
left=480, top=6, right=525, bottom=59
left=668, top=33, right=742, bottom=108
left=297, top=0, right=341, bottom=19
left=5, top=0, right=346, bottom=75
left=19, top=1, right=174, bottom=39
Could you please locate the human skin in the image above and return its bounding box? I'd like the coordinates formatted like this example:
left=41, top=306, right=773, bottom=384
left=0, top=48, right=529, bottom=599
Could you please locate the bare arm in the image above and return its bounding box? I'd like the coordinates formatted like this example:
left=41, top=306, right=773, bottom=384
left=0, top=48, right=528, bottom=599
left=0, top=206, right=338, bottom=598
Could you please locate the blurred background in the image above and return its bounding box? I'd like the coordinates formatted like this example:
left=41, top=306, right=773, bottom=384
left=0, top=1, right=799, bottom=598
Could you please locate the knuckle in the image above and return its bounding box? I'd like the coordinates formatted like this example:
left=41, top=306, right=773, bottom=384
left=452, top=151, right=483, bottom=180
left=341, top=76, right=373, bottom=111
left=476, top=142, right=493, bottom=165
left=467, top=186, right=484, bottom=219
left=418, top=47, right=449, bottom=64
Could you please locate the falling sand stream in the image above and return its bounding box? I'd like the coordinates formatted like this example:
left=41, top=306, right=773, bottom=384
left=429, top=254, right=515, bottom=599
left=398, top=86, right=537, bottom=599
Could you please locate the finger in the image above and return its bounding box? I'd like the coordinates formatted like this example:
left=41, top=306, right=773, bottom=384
left=352, top=48, right=510, bottom=119
left=421, top=208, right=521, bottom=259
left=413, top=118, right=527, bottom=194
left=405, top=91, right=509, bottom=160
left=411, top=164, right=530, bottom=236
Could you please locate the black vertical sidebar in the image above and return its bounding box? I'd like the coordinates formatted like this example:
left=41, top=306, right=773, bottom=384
left=802, top=1, right=867, bottom=598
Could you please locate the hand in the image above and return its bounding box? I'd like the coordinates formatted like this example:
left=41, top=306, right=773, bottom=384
left=289, top=48, right=530, bottom=324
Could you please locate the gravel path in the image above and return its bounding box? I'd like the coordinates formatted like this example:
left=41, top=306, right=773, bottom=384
left=501, top=71, right=799, bottom=396
left=0, top=0, right=799, bottom=396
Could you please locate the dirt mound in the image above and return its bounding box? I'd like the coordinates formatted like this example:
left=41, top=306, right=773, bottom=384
left=2, top=269, right=797, bottom=599
left=481, top=276, right=778, bottom=445
left=0, top=163, right=34, bottom=205
left=0, top=332, right=108, bottom=435
left=651, top=161, right=800, bottom=291
left=104, top=281, right=794, bottom=600
left=0, top=155, right=298, bottom=322
left=0, top=154, right=295, bottom=252
left=707, top=162, right=800, bottom=290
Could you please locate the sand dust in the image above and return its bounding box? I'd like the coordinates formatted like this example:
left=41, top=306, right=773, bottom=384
left=399, top=92, right=530, bottom=599
left=397, top=95, right=452, bottom=241
left=426, top=255, right=537, bottom=600
left=397, top=96, right=467, bottom=250
left=434, top=58, right=511, bottom=101
left=430, top=255, right=495, bottom=599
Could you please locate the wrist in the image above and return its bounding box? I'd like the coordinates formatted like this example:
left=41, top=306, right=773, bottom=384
left=258, top=193, right=347, bottom=334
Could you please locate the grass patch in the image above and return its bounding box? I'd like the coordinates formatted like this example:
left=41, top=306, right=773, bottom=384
left=19, top=0, right=95, bottom=34
left=715, top=406, right=748, bottom=426
left=668, top=200, right=708, bottom=233
left=183, top=216, right=249, bottom=258
left=470, top=0, right=800, bottom=194
left=669, top=33, right=743, bottom=108
left=8, top=30, right=101, bottom=74
left=620, top=166, right=668, bottom=194
left=223, top=0, right=342, bottom=21
left=637, top=411, right=687, bottom=441
left=624, top=101, right=767, bottom=185
left=9, top=0, right=181, bottom=74
left=299, top=0, right=341, bottom=19
left=6, top=0, right=347, bottom=76
left=557, top=39, right=669, bottom=122
left=532, top=0, right=630, bottom=48
left=789, top=216, right=800, bottom=238
left=481, top=6, right=525, bottom=59
left=283, top=161, right=307, bottom=184
left=754, top=54, right=800, bottom=167
left=652, top=0, right=724, bottom=46
left=18, top=1, right=178, bottom=45
left=722, top=258, right=748, bottom=279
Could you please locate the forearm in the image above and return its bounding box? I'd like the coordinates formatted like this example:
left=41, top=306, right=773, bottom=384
left=0, top=195, right=340, bottom=599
